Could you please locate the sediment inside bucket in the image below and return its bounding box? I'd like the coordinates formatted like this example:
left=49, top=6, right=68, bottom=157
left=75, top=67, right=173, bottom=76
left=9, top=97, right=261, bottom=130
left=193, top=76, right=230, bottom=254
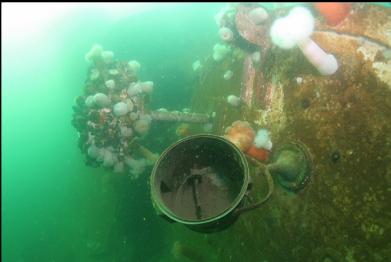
left=154, top=136, right=247, bottom=222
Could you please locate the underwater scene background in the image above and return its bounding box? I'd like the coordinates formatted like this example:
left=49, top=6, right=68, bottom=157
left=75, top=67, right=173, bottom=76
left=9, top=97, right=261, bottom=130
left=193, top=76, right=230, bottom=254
left=2, top=3, right=391, bottom=262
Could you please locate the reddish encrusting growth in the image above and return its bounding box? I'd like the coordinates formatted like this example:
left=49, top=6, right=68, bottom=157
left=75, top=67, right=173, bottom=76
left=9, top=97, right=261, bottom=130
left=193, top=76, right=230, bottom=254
left=246, top=145, right=269, bottom=162
left=241, top=55, right=256, bottom=108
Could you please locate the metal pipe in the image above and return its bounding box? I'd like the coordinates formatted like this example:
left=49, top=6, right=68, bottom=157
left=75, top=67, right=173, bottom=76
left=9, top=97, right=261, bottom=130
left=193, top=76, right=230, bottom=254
left=150, top=110, right=210, bottom=124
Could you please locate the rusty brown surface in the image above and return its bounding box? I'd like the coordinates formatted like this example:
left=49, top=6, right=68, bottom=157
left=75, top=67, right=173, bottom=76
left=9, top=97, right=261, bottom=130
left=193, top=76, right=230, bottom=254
left=235, top=4, right=272, bottom=49
left=240, top=54, right=256, bottom=108
left=173, top=3, right=391, bottom=262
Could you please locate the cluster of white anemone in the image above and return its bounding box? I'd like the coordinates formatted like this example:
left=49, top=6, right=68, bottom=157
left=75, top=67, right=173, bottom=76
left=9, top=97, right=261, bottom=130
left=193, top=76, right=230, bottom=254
left=82, top=44, right=156, bottom=179
left=85, top=44, right=114, bottom=64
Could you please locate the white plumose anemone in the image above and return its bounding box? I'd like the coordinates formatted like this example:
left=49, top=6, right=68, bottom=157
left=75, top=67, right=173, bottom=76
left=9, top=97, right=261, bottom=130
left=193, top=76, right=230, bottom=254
left=127, top=82, right=142, bottom=97
left=249, top=7, right=269, bottom=25
left=120, top=126, right=133, bottom=137
left=223, top=70, right=233, bottom=80
left=288, top=7, right=315, bottom=39
left=141, top=81, right=154, bottom=94
left=102, top=149, right=118, bottom=167
left=105, top=79, right=115, bottom=90
left=90, top=69, right=100, bottom=80
left=93, top=93, right=110, bottom=108
left=192, top=60, right=202, bottom=71
left=84, top=44, right=114, bottom=64
left=124, top=156, right=147, bottom=179
left=128, top=60, right=141, bottom=74
left=251, top=51, right=261, bottom=64
left=95, top=148, right=106, bottom=162
left=270, top=18, right=297, bottom=49
left=85, top=44, right=103, bottom=63
left=108, top=69, right=119, bottom=75
left=134, top=115, right=151, bottom=135
left=125, top=99, right=134, bottom=112
left=227, top=95, right=241, bottom=107
left=254, top=129, right=273, bottom=150
left=139, top=114, right=152, bottom=123
left=87, top=144, right=101, bottom=159
left=270, top=6, right=314, bottom=49
left=113, top=102, right=128, bottom=117
left=129, top=112, right=139, bottom=121
left=219, top=27, right=234, bottom=42
left=85, top=95, right=95, bottom=107
left=102, top=51, right=114, bottom=64
left=214, top=4, right=236, bottom=27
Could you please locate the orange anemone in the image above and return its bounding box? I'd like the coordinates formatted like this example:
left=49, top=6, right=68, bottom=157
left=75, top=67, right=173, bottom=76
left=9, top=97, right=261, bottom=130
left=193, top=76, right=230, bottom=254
left=313, top=3, right=352, bottom=26
left=176, top=123, right=191, bottom=138
left=224, top=120, right=255, bottom=152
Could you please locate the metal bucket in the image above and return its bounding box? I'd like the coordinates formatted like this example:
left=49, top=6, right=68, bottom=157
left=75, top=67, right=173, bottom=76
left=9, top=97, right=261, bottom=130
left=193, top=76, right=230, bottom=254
left=150, top=134, right=272, bottom=233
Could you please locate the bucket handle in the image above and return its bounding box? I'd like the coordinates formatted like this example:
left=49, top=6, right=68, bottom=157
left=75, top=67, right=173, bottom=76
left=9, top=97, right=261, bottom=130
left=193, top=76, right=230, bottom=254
left=234, top=158, right=274, bottom=216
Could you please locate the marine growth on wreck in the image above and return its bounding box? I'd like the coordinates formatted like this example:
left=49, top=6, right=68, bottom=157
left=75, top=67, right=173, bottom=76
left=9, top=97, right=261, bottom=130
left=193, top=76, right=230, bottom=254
left=70, top=2, right=391, bottom=261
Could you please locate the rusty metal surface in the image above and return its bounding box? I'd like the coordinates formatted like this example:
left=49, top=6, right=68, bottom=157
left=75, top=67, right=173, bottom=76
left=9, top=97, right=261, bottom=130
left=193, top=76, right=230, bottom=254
left=235, top=4, right=272, bottom=48
left=184, top=3, right=391, bottom=261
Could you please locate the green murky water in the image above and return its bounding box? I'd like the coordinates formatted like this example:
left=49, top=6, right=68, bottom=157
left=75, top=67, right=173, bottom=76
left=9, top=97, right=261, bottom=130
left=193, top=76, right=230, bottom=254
left=2, top=3, right=220, bottom=261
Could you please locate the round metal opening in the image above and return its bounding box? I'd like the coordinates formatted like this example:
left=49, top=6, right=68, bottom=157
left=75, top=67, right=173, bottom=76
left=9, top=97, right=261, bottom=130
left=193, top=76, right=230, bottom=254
left=151, top=134, right=249, bottom=225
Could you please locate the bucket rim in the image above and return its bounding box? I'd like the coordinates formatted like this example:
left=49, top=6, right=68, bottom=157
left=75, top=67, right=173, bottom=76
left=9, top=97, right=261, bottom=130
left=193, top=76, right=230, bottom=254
left=150, top=134, right=250, bottom=225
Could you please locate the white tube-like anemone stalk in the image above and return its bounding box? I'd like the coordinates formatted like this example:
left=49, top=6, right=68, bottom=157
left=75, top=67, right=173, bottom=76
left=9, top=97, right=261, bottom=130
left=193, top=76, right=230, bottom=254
left=270, top=6, right=338, bottom=75
left=297, top=38, right=339, bottom=76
